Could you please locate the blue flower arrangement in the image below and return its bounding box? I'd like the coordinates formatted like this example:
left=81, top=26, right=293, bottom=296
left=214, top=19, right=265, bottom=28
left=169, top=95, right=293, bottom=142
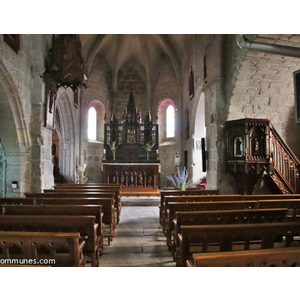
left=167, top=166, right=193, bottom=191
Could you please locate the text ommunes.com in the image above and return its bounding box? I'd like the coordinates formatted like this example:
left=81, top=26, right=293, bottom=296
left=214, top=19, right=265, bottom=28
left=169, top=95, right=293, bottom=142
left=0, top=258, right=55, bottom=265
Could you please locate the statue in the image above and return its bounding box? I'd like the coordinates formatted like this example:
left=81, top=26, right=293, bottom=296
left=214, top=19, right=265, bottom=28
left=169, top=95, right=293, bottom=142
left=138, top=172, right=144, bottom=186
left=76, top=162, right=88, bottom=184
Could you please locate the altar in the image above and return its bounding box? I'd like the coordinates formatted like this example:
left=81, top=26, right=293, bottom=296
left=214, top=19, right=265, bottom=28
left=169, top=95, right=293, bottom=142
left=102, top=91, right=161, bottom=189
left=102, top=163, right=160, bottom=188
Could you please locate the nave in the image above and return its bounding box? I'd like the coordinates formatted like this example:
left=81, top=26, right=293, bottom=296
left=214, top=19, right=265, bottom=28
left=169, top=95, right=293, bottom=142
left=97, top=199, right=175, bottom=267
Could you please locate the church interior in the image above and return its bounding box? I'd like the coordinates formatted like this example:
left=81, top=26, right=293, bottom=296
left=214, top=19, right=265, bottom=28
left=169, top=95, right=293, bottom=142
left=1, top=31, right=300, bottom=295
left=2, top=33, right=300, bottom=195
left=3, top=0, right=300, bottom=294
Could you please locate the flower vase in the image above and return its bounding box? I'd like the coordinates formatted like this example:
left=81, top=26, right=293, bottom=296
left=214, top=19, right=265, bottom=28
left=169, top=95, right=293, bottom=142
left=146, top=152, right=149, bottom=161
left=113, top=153, right=116, bottom=160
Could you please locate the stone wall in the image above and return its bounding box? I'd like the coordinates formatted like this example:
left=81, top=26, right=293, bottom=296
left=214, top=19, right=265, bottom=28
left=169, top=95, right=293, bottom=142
left=0, top=34, right=54, bottom=194
left=80, top=58, right=110, bottom=183
left=154, top=61, right=181, bottom=188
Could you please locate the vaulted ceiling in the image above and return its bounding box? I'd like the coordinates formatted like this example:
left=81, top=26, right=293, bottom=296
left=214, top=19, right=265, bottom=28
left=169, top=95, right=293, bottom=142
left=79, top=34, right=187, bottom=83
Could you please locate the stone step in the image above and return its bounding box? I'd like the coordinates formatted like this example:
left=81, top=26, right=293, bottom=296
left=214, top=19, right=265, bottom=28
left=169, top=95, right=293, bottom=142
left=121, top=196, right=159, bottom=206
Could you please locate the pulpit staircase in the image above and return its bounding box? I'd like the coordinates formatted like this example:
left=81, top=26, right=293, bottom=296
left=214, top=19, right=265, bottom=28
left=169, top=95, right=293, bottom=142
left=225, top=118, right=300, bottom=194
left=267, top=122, right=300, bottom=194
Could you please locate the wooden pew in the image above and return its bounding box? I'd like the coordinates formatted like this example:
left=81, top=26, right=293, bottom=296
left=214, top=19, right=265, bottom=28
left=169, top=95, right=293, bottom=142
left=257, top=199, right=300, bottom=219
left=0, top=231, right=86, bottom=267
left=162, top=195, right=242, bottom=232
left=20, top=195, right=115, bottom=242
left=166, top=198, right=300, bottom=241
left=166, top=200, right=258, bottom=249
left=0, top=204, right=105, bottom=255
left=171, top=208, right=289, bottom=257
left=159, top=189, right=219, bottom=225
left=163, top=193, right=300, bottom=228
left=55, top=183, right=122, bottom=188
left=47, top=186, right=122, bottom=223
left=0, top=215, right=100, bottom=267
left=164, top=196, right=300, bottom=240
left=186, top=247, right=300, bottom=267
left=242, top=194, right=300, bottom=200
left=176, top=221, right=300, bottom=267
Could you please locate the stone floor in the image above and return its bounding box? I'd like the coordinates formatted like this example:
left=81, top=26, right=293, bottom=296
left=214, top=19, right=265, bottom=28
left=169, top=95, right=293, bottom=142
left=98, top=197, right=175, bottom=267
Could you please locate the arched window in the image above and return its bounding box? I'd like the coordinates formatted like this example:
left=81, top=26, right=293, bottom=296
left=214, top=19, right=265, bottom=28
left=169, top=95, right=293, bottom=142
left=88, top=107, right=97, bottom=140
left=166, top=105, right=175, bottom=138
left=157, top=99, right=176, bottom=143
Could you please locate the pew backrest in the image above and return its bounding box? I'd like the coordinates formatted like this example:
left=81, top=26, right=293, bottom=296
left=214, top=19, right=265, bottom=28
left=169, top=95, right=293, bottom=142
left=162, top=195, right=242, bottom=228
left=0, top=214, right=99, bottom=266
left=0, top=231, right=85, bottom=267
left=166, top=200, right=258, bottom=234
left=0, top=204, right=103, bottom=236
left=177, top=221, right=300, bottom=266
left=5, top=196, right=115, bottom=225
left=45, top=187, right=122, bottom=223
left=171, top=208, right=289, bottom=252
left=159, top=189, right=219, bottom=224
left=187, top=247, right=300, bottom=267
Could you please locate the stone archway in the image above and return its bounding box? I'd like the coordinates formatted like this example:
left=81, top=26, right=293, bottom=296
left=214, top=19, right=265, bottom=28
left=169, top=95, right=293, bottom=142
left=0, top=60, right=31, bottom=195
left=55, top=88, right=77, bottom=182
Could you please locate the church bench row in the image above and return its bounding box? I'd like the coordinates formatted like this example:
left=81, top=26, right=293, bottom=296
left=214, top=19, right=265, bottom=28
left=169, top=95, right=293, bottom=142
left=49, top=184, right=122, bottom=223
left=176, top=221, right=300, bottom=267
left=162, top=194, right=300, bottom=231
left=0, top=197, right=115, bottom=243
left=159, top=189, right=219, bottom=225
left=168, top=208, right=289, bottom=255
left=20, top=195, right=116, bottom=242
left=0, top=204, right=105, bottom=255
left=0, top=231, right=86, bottom=267
left=39, top=188, right=122, bottom=224
left=161, top=193, right=300, bottom=227
left=186, top=247, right=300, bottom=267
left=0, top=215, right=100, bottom=267
left=162, top=195, right=245, bottom=231
left=42, top=189, right=120, bottom=223
left=166, top=198, right=300, bottom=240
left=166, top=201, right=258, bottom=246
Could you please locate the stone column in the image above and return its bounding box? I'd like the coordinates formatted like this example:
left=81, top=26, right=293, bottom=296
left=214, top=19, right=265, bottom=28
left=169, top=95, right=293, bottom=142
left=204, top=36, right=235, bottom=194
left=30, top=74, right=54, bottom=192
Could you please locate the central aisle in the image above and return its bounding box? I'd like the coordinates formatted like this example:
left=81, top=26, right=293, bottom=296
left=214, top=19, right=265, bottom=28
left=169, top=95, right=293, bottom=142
left=98, top=206, right=176, bottom=267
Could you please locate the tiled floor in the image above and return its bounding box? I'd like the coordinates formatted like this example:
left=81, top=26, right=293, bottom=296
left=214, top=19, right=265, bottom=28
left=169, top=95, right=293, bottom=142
left=98, top=203, right=176, bottom=267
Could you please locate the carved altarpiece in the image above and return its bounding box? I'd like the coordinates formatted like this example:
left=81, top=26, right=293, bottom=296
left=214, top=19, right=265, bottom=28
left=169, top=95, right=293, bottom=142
left=102, top=91, right=160, bottom=188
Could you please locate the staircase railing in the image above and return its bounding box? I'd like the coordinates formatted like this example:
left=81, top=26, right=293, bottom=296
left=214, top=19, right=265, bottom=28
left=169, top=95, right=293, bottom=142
left=269, top=122, right=300, bottom=193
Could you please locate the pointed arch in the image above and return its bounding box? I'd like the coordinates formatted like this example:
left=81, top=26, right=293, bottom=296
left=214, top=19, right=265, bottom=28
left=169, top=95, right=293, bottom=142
left=88, top=100, right=106, bottom=143
left=54, top=88, right=76, bottom=182
left=157, top=98, right=176, bottom=144
left=88, top=107, right=97, bottom=141
left=0, top=59, right=31, bottom=195
left=0, top=60, right=31, bottom=150
left=166, top=105, right=175, bottom=138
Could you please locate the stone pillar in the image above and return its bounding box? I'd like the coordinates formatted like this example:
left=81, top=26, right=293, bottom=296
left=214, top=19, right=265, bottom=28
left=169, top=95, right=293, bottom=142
left=205, top=81, right=228, bottom=192
left=204, top=37, right=235, bottom=194
left=30, top=77, right=54, bottom=192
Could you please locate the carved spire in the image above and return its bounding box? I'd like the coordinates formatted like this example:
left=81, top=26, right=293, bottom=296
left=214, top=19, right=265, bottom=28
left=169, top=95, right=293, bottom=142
left=124, top=90, right=139, bottom=123
left=127, top=89, right=136, bottom=113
